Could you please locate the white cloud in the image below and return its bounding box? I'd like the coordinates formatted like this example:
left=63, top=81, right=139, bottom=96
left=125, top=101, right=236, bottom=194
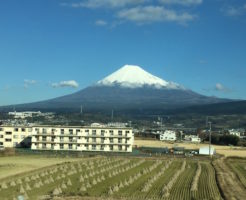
left=95, top=19, right=108, bottom=26
left=24, top=79, right=37, bottom=88
left=24, top=79, right=37, bottom=84
left=117, top=6, right=195, bottom=24
left=63, top=0, right=147, bottom=9
left=159, top=0, right=202, bottom=6
left=221, top=5, right=245, bottom=17
left=51, top=80, right=79, bottom=88
left=215, top=83, right=229, bottom=92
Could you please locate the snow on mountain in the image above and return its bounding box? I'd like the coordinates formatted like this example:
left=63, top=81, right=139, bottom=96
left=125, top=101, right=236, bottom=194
left=97, top=65, right=184, bottom=89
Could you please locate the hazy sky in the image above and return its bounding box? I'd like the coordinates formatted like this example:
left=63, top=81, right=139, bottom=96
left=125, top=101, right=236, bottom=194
left=0, top=0, right=245, bottom=106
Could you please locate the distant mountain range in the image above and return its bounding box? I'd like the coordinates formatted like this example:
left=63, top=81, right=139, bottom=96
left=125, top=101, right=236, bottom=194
left=1, top=65, right=244, bottom=115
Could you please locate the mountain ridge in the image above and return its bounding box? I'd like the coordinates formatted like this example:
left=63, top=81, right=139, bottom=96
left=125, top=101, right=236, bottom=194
left=0, top=64, right=235, bottom=113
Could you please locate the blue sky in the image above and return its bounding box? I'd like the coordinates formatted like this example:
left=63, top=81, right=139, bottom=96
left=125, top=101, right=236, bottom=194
left=0, top=0, right=246, bottom=106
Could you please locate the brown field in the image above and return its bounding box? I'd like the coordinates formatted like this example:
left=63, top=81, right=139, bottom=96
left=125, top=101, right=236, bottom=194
left=0, top=156, right=79, bottom=180
left=134, top=139, right=246, bottom=157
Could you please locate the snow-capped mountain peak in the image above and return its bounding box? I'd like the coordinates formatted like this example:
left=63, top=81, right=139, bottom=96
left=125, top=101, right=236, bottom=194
left=97, top=64, right=184, bottom=89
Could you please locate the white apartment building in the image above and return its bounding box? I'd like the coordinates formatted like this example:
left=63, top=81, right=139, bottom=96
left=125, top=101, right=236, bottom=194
left=0, top=125, right=134, bottom=152
left=31, top=126, right=133, bottom=152
left=0, top=126, right=32, bottom=148
left=160, top=130, right=177, bottom=141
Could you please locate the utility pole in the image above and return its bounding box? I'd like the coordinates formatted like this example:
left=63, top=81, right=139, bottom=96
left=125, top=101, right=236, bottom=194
left=80, top=105, right=83, bottom=115
left=208, top=122, right=212, bottom=158
left=160, top=117, right=163, bottom=129
left=111, top=110, right=114, bottom=121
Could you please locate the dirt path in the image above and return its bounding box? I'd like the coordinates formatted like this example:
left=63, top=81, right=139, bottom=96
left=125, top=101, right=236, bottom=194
left=213, top=157, right=246, bottom=200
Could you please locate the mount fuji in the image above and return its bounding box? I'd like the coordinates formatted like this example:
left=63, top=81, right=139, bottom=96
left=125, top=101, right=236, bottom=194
left=1, top=65, right=232, bottom=112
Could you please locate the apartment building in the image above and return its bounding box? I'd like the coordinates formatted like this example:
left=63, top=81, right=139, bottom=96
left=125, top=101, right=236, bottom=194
left=31, top=126, right=133, bottom=152
left=0, top=126, right=32, bottom=148
left=0, top=125, right=134, bottom=152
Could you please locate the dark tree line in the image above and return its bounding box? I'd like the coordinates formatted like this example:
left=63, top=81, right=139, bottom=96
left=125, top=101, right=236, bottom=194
left=206, top=134, right=240, bottom=146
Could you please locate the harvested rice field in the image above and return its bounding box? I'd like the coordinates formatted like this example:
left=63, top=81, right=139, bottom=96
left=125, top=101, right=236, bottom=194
left=0, top=156, right=226, bottom=200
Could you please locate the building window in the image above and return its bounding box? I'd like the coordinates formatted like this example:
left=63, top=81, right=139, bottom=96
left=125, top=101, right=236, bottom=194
left=76, top=129, right=80, bottom=134
left=92, top=130, right=96, bottom=136
left=69, top=137, right=73, bottom=142
left=42, top=136, right=46, bottom=141
left=60, top=144, right=64, bottom=149
left=92, top=138, right=96, bottom=143
left=85, top=130, right=89, bottom=135
left=0, top=128, right=3, bottom=131
left=86, top=137, right=89, bottom=142
left=110, top=138, right=113, bottom=143
left=92, top=144, right=96, bottom=150
left=61, top=129, right=64, bottom=135
left=51, top=144, right=54, bottom=149
left=14, top=135, right=18, bottom=139
left=5, top=139, right=11, bottom=142
left=85, top=144, right=89, bottom=150
left=35, top=128, right=40, bottom=134
left=0, top=142, right=3, bottom=145
left=42, top=128, right=47, bottom=134
left=101, top=130, right=105, bottom=136
left=118, top=130, right=122, bottom=136
left=101, top=138, right=105, bottom=143
left=0, top=135, right=3, bottom=138
left=126, top=131, right=130, bottom=134
left=51, top=129, right=56, bottom=134
left=5, top=132, right=12, bottom=135
left=100, top=145, right=105, bottom=150
left=42, top=143, right=46, bottom=148
left=21, top=128, right=25, bottom=132
left=109, top=130, right=114, bottom=136
left=14, top=128, right=19, bottom=132
left=69, top=129, right=73, bottom=135
left=118, top=138, right=122, bottom=144
left=109, top=145, right=113, bottom=151
left=69, top=144, right=73, bottom=150
left=118, top=145, right=122, bottom=151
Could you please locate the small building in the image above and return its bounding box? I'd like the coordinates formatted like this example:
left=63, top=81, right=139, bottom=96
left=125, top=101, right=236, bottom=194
left=184, top=135, right=201, bottom=143
left=160, top=130, right=176, bottom=141
left=228, top=129, right=241, bottom=137
left=173, top=147, right=185, bottom=155
left=199, top=146, right=215, bottom=155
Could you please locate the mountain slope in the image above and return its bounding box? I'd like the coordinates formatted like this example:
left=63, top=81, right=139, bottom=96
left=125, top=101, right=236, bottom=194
left=0, top=65, right=233, bottom=112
